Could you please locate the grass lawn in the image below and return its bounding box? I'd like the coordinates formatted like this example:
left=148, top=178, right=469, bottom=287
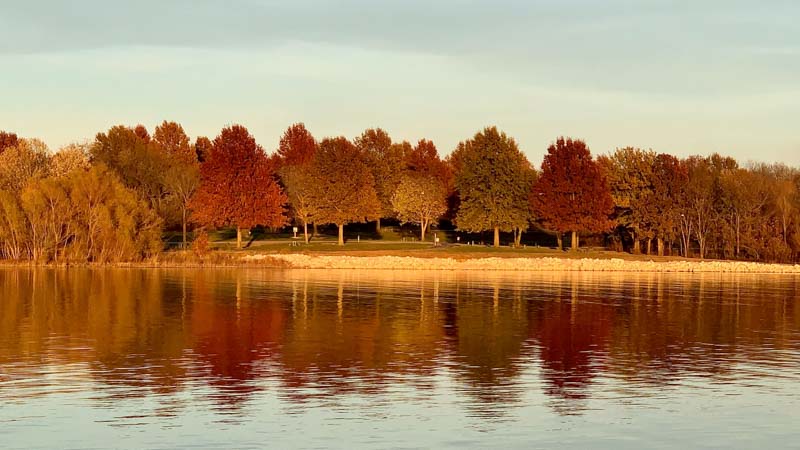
left=174, top=225, right=690, bottom=262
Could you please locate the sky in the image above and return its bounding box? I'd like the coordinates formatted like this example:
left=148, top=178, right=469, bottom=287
left=2, top=0, right=799, bottom=165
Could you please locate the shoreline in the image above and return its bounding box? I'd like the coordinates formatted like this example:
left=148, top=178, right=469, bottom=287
left=3, top=253, right=800, bottom=273
left=259, top=254, right=800, bottom=273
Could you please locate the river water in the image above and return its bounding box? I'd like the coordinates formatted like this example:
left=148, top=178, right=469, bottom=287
left=1, top=269, right=799, bottom=449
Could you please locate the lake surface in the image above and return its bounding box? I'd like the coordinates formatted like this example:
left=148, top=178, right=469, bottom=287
left=1, top=268, right=799, bottom=449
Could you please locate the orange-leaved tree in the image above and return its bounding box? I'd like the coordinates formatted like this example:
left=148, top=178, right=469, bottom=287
left=308, top=136, right=380, bottom=245
left=276, top=123, right=318, bottom=244
left=190, top=125, right=287, bottom=249
left=277, top=123, right=317, bottom=167
left=194, top=136, right=213, bottom=163
left=153, top=120, right=195, bottom=164
left=0, top=131, right=18, bottom=155
left=531, top=137, right=613, bottom=250
left=153, top=121, right=199, bottom=245
left=355, top=128, right=404, bottom=232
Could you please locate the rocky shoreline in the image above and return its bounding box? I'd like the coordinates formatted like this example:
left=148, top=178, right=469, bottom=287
left=260, top=254, right=800, bottom=273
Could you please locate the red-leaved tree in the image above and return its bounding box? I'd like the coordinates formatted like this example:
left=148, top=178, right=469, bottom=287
left=277, top=123, right=317, bottom=167
left=531, top=137, right=613, bottom=250
left=190, top=125, right=287, bottom=248
left=0, top=131, right=18, bottom=155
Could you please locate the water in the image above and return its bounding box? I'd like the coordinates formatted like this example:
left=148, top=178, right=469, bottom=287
left=1, top=269, right=799, bottom=449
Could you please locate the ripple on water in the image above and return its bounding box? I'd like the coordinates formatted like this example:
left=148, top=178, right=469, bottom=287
left=0, top=269, right=799, bottom=448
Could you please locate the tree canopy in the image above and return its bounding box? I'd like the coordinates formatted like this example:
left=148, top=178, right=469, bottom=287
left=531, top=137, right=613, bottom=250
left=453, top=127, right=534, bottom=247
left=309, top=136, right=380, bottom=245
left=392, top=174, right=448, bottom=242
left=190, top=125, right=287, bottom=248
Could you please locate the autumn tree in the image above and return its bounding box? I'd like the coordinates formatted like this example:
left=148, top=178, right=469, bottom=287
left=153, top=121, right=194, bottom=163
left=194, top=136, right=213, bottom=163
left=5, top=163, right=163, bottom=263
left=0, top=131, right=18, bottom=155
left=0, top=190, right=28, bottom=259
left=680, top=154, right=736, bottom=259
left=153, top=121, right=199, bottom=245
left=164, top=161, right=200, bottom=245
left=406, top=139, right=452, bottom=181
left=91, top=125, right=171, bottom=216
left=599, top=147, right=657, bottom=254
left=645, top=154, right=687, bottom=256
left=454, top=127, right=534, bottom=247
left=391, top=174, right=447, bottom=241
left=308, top=136, right=380, bottom=245
left=277, top=123, right=317, bottom=167
left=190, top=125, right=287, bottom=249
left=0, top=138, right=51, bottom=193
left=716, top=167, right=769, bottom=259
left=20, top=177, right=73, bottom=261
left=275, top=123, right=319, bottom=244
left=355, top=128, right=404, bottom=232
left=67, top=165, right=163, bottom=262
left=531, top=137, right=613, bottom=251
left=768, top=164, right=798, bottom=251
left=134, top=124, right=151, bottom=143
left=51, top=143, right=90, bottom=178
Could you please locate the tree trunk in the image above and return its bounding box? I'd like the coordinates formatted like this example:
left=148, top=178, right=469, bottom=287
left=493, top=226, right=500, bottom=247
left=420, top=219, right=427, bottom=242
left=646, top=238, right=651, bottom=256
left=632, top=230, right=640, bottom=254
left=303, top=222, right=309, bottom=244
left=735, top=215, right=740, bottom=259
left=338, top=223, right=344, bottom=246
left=313, top=222, right=318, bottom=237
left=657, top=237, right=664, bottom=257
left=556, top=232, right=563, bottom=251
left=182, top=207, right=187, bottom=246
left=571, top=231, right=579, bottom=251
left=376, top=218, right=381, bottom=233
left=236, top=227, right=242, bottom=249
left=515, top=228, right=523, bottom=247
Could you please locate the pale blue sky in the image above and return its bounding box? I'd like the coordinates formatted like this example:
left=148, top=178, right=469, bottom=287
left=2, top=0, right=799, bottom=164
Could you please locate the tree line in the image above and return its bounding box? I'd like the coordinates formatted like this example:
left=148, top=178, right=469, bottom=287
left=1, top=123, right=800, bottom=263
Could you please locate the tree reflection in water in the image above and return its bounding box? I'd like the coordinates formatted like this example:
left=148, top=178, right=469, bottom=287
left=0, top=268, right=798, bottom=421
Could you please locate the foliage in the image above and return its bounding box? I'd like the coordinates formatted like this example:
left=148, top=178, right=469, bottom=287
left=277, top=123, right=317, bottom=167
left=355, top=128, right=404, bottom=222
left=598, top=147, right=656, bottom=252
left=0, top=190, right=28, bottom=259
left=276, top=123, right=319, bottom=243
left=308, top=136, right=380, bottom=244
left=0, top=131, right=19, bottom=154
left=194, top=136, right=213, bottom=163
left=405, top=139, right=454, bottom=192
left=645, top=153, right=687, bottom=255
left=190, top=125, right=287, bottom=248
left=0, top=164, right=162, bottom=263
left=192, top=228, right=210, bottom=257
left=531, top=137, right=613, bottom=249
left=153, top=121, right=194, bottom=163
left=51, top=143, right=90, bottom=178
left=392, top=174, right=448, bottom=241
left=0, top=138, right=51, bottom=193
left=454, top=127, right=534, bottom=246
left=91, top=125, right=171, bottom=215
left=5, top=121, right=800, bottom=264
